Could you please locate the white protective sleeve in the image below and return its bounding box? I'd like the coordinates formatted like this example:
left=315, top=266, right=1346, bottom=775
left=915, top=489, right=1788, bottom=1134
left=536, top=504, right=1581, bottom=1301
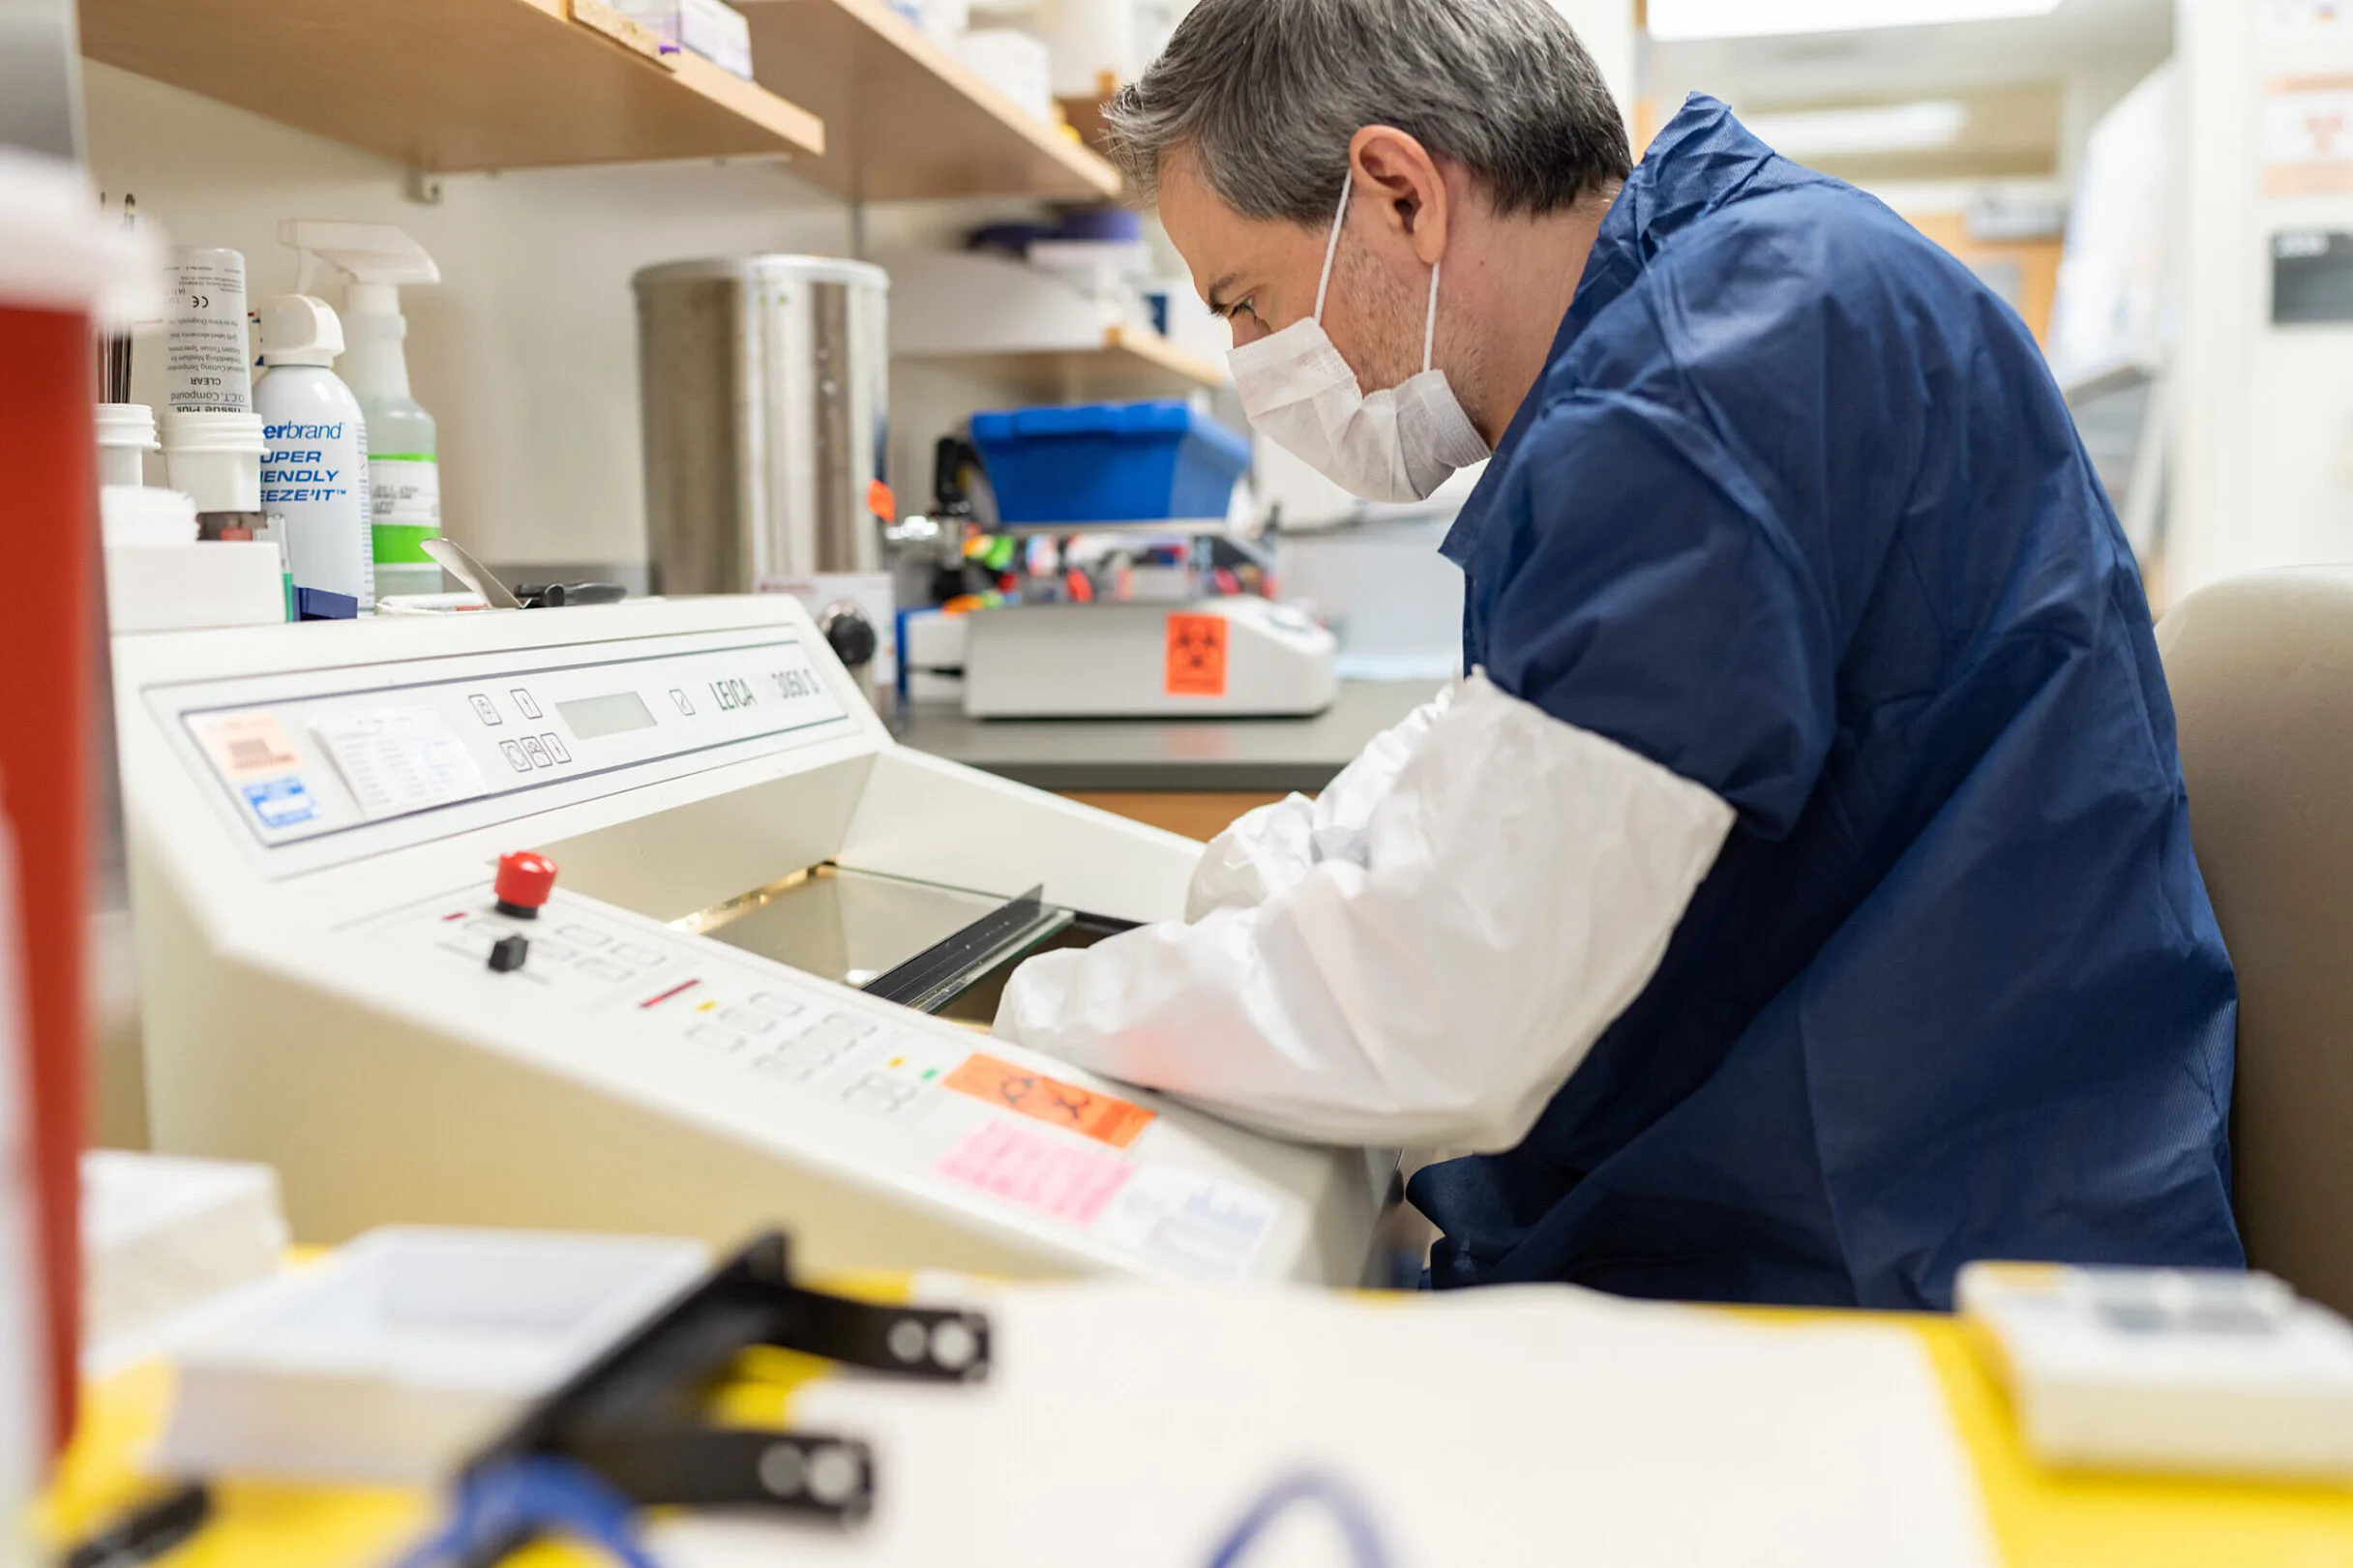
left=995, top=672, right=1736, bottom=1151
left=1183, top=683, right=1454, bottom=922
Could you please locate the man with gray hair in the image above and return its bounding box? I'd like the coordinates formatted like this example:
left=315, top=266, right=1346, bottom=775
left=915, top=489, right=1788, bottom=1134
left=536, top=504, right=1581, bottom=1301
left=996, top=0, right=2242, bottom=1312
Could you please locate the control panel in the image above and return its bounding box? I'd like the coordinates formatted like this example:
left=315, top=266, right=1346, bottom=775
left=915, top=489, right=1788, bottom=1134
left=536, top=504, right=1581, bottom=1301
left=147, top=633, right=854, bottom=866
left=361, top=886, right=1291, bottom=1283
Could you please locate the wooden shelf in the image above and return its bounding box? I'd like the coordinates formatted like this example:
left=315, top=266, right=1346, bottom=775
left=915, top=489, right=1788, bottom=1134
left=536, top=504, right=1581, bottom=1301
left=907, top=324, right=1225, bottom=400
left=739, top=0, right=1122, bottom=201
left=1057, top=89, right=1117, bottom=158
left=77, top=0, right=825, bottom=171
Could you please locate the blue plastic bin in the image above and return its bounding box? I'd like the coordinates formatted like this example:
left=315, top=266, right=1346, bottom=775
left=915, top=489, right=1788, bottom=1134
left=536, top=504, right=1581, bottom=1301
left=969, top=400, right=1252, bottom=525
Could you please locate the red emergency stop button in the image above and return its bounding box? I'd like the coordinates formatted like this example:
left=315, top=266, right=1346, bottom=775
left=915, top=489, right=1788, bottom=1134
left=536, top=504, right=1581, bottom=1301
left=494, top=851, right=558, bottom=919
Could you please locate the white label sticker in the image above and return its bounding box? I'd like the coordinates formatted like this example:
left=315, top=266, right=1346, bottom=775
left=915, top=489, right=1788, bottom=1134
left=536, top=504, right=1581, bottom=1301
left=313, top=707, right=488, bottom=820
left=371, top=457, right=440, bottom=531
left=1089, top=1165, right=1282, bottom=1281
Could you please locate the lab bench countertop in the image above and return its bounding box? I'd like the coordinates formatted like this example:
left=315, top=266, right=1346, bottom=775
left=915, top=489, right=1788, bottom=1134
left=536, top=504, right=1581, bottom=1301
left=890, top=680, right=1438, bottom=793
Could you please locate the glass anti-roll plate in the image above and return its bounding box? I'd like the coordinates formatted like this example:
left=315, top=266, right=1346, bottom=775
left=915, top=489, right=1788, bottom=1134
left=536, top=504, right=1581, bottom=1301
left=676, top=865, right=1071, bottom=1008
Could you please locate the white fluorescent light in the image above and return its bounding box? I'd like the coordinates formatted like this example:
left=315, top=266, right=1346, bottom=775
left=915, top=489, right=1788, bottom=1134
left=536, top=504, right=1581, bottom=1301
left=1742, top=101, right=1971, bottom=158
left=1648, top=0, right=2063, bottom=43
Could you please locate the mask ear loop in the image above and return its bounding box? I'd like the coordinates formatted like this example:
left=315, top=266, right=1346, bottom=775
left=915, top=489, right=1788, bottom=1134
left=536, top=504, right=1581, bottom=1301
left=1314, top=166, right=1355, bottom=323
left=1422, top=260, right=1442, bottom=374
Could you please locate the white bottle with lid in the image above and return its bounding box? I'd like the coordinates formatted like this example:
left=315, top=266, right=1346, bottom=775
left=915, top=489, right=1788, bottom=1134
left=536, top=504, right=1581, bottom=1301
left=253, top=295, right=372, bottom=615
left=283, top=222, right=441, bottom=600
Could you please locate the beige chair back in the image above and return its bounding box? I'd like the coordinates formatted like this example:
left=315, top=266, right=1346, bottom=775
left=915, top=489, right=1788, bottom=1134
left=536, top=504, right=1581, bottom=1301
left=2158, top=568, right=2353, bottom=1314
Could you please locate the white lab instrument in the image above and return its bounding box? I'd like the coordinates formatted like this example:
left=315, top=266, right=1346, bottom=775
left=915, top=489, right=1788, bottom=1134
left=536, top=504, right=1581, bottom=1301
left=1957, top=1260, right=2353, bottom=1479
left=960, top=596, right=1338, bottom=719
left=114, top=597, right=1385, bottom=1287
left=156, top=1227, right=709, bottom=1484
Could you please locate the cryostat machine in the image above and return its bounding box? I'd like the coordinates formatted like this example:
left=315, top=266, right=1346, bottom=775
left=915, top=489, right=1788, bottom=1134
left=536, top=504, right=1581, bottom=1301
left=114, top=597, right=1384, bottom=1285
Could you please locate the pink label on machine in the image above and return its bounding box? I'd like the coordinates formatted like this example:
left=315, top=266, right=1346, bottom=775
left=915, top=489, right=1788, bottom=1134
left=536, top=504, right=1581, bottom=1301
left=934, top=1120, right=1136, bottom=1226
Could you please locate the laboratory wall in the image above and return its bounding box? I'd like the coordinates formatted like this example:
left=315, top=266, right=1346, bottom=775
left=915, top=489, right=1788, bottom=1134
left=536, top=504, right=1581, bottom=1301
left=77, top=62, right=1042, bottom=578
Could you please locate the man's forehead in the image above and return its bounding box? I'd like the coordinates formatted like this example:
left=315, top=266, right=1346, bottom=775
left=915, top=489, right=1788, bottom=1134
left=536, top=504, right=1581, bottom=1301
left=1156, top=149, right=1290, bottom=302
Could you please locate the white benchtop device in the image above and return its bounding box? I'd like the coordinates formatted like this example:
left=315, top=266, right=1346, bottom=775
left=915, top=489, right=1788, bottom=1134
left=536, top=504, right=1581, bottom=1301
left=113, top=597, right=1383, bottom=1286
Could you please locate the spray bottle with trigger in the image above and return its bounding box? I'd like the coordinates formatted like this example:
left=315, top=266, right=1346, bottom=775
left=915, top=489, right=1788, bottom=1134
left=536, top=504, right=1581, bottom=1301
left=282, top=222, right=443, bottom=601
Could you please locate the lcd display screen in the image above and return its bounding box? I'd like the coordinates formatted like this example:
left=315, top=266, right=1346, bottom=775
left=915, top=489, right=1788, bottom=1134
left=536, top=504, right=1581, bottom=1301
left=553, top=691, right=657, bottom=740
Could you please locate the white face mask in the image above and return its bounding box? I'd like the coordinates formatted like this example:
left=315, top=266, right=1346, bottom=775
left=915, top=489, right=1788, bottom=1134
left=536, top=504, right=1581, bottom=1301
left=1226, top=169, right=1492, bottom=503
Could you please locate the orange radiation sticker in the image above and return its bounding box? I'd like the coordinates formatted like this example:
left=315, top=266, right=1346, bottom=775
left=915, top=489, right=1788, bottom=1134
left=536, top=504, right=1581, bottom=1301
left=1165, top=611, right=1229, bottom=697
left=943, top=1053, right=1157, bottom=1149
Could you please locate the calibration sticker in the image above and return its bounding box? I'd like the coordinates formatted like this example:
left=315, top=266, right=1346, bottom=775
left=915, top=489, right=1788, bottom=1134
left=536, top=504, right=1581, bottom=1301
left=185, top=710, right=317, bottom=830
left=941, top=1053, right=1156, bottom=1149
left=1164, top=612, right=1230, bottom=698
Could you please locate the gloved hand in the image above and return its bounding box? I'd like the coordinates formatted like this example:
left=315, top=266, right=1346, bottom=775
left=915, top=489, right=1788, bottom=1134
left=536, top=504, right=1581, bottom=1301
left=996, top=672, right=1734, bottom=1151
left=1183, top=683, right=1455, bottom=923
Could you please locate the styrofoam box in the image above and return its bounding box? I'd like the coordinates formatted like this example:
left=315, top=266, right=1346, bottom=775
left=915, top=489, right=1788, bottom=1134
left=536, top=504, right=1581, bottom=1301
left=104, top=542, right=283, bottom=633
left=157, top=1228, right=709, bottom=1484
left=82, top=1150, right=287, bottom=1374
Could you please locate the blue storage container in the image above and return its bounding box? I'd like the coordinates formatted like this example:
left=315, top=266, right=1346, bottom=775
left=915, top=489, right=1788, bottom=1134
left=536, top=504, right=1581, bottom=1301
left=969, top=400, right=1252, bottom=525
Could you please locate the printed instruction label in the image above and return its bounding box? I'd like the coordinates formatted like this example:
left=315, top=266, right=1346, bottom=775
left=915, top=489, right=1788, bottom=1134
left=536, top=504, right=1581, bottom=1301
left=1165, top=611, right=1230, bottom=697
left=370, top=457, right=440, bottom=562
left=942, top=1053, right=1156, bottom=1149
left=165, top=251, right=252, bottom=412
left=934, top=1120, right=1136, bottom=1226
left=312, top=707, right=488, bottom=821
left=1089, top=1165, right=1282, bottom=1281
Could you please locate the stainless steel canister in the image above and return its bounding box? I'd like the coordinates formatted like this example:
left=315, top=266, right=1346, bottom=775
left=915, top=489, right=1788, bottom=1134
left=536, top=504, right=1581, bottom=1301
left=632, top=256, right=890, bottom=593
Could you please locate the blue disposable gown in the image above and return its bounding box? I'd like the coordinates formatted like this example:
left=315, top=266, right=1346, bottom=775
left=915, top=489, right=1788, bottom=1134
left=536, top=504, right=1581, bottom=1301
left=1406, top=97, right=2243, bottom=1311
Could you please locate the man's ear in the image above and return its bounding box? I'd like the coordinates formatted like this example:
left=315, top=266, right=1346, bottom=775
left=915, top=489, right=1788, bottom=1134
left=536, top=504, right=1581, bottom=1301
left=1349, top=125, right=1449, bottom=268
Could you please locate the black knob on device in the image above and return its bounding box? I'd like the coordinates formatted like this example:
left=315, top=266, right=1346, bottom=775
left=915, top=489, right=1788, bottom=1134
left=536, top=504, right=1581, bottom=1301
left=487, top=933, right=530, bottom=973
left=819, top=604, right=879, bottom=669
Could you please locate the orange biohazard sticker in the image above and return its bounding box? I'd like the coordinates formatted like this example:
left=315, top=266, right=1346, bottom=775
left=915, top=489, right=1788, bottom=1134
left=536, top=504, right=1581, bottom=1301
left=1165, top=612, right=1229, bottom=697
left=943, top=1053, right=1156, bottom=1149
left=867, top=479, right=896, bottom=521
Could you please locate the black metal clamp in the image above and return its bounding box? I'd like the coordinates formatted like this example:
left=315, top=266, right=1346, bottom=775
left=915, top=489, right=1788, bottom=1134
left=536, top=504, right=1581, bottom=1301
left=436, top=1230, right=992, bottom=1565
